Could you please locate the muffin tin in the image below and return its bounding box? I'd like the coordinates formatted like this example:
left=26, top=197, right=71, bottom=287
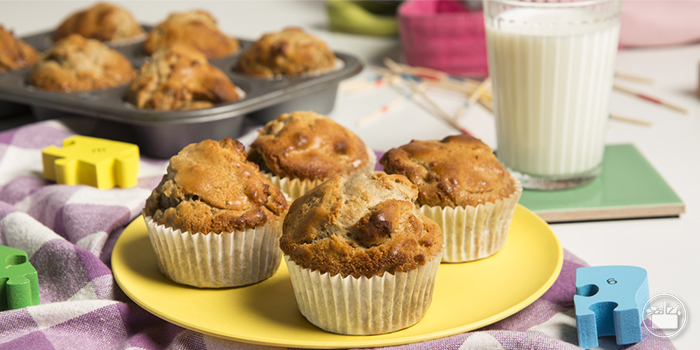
left=0, top=29, right=362, bottom=158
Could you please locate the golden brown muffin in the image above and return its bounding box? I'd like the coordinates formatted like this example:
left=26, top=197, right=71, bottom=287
left=235, top=27, right=336, bottom=78
left=53, top=2, right=145, bottom=44
left=144, top=137, right=288, bottom=234
left=127, top=44, right=241, bottom=110
left=0, top=25, right=38, bottom=72
left=26, top=34, right=135, bottom=92
left=380, top=134, right=516, bottom=208
left=280, top=171, right=443, bottom=279
left=142, top=10, right=239, bottom=59
left=248, top=111, right=372, bottom=182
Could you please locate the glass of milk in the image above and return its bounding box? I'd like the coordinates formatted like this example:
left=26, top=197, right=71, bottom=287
left=483, top=0, right=621, bottom=190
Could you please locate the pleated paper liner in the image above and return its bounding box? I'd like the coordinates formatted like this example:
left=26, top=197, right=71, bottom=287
left=284, top=253, right=443, bottom=335
left=420, top=176, right=522, bottom=263
left=144, top=215, right=283, bottom=288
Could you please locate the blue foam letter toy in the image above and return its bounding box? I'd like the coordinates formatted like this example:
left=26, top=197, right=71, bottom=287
left=574, top=265, right=649, bottom=349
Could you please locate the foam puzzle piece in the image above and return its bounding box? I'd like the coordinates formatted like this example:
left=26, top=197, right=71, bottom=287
left=574, top=265, right=649, bottom=349
left=0, top=245, right=40, bottom=310
left=42, top=136, right=140, bottom=189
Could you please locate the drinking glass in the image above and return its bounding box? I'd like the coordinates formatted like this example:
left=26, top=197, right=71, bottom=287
left=483, top=0, right=622, bottom=190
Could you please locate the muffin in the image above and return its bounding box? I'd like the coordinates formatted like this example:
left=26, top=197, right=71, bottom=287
left=235, top=27, right=336, bottom=79
left=247, top=110, right=376, bottom=200
left=143, top=10, right=239, bottom=59
left=127, top=43, right=241, bottom=110
left=143, top=137, right=289, bottom=288
left=26, top=34, right=135, bottom=92
left=380, top=134, right=522, bottom=263
left=53, top=2, right=146, bottom=44
left=0, top=25, right=38, bottom=72
left=281, top=171, right=444, bottom=335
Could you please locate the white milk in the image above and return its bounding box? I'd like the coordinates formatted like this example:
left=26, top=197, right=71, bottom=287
left=486, top=7, right=620, bottom=178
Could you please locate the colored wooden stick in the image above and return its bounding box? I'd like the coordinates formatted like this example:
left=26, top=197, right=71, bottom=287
left=384, top=58, right=471, bottom=135
left=610, top=114, right=652, bottom=127
left=339, top=75, right=385, bottom=93
left=453, top=77, right=492, bottom=120
left=615, top=72, right=653, bottom=85
left=357, top=90, right=413, bottom=127
left=613, top=85, right=688, bottom=114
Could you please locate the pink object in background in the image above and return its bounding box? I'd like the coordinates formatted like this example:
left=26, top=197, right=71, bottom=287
left=398, top=0, right=488, bottom=77
left=620, top=0, right=700, bottom=47
left=397, top=0, right=700, bottom=77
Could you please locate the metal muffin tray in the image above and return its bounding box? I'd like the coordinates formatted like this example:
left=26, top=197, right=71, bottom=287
left=0, top=30, right=362, bottom=158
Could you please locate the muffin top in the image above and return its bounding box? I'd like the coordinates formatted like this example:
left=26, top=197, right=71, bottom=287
left=53, top=2, right=146, bottom=43
left=235, top=27, right=336, bottom=78
left=0, top=26, right=38, bottom=72
left=26, top=34, right=135, bottom=92
left=248, top=111, right=371, bottom=181
left=143, top=10, right=239, bottom=59
left=144, top=137, right=288, bottom=234
left=280, top=171, right=444, bottom=278
left=127, top=43, right=240, bottom=110
left=380, top=134, right=516, bottom=208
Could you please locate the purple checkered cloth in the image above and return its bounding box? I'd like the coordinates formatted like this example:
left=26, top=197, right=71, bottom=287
left=0, top=120, right=676, bottom=350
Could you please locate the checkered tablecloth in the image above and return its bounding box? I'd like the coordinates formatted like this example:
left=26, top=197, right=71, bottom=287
left=0, top=120, right=676, bottom=350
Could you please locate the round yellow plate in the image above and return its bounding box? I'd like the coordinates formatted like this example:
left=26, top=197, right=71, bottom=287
left=112, top=204, right=562, bottom=349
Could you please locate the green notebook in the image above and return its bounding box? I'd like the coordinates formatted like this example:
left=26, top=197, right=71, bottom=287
left=518, top=144, right=685, bottom=222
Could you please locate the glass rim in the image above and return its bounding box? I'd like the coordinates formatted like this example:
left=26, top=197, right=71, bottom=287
left=484, top=0, right=619, bottom=8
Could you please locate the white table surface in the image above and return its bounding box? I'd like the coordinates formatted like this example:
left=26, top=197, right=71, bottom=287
left=1, top=1, right=698, bottom=349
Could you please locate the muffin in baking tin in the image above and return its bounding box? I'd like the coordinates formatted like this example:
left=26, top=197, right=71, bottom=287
left=52, top=2, right=146, bottom=45
left=127, top=43, right=242, bottom=110
left=0, top=25, right=38, bottom=73
left=143, top=10, right=239, bottom=59
left=235, top=27, right=337, bottom=79
left=26, top=34, right=135, bottom=92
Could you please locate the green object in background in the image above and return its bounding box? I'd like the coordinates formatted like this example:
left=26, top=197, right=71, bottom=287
left=1, top=245, right=40, bottom=310
left=326, top=0, right=399, bottom=36
left=519, top=144, right=685, bottom=222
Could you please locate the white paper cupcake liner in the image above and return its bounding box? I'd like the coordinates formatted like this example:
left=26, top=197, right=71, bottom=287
left=420, top=176, right=523, bottom=263
left=284, top=253, right=442, bottom=335
left=144, top=216, right=283, bottom=288
left=264, top=146, right=377, bottom=200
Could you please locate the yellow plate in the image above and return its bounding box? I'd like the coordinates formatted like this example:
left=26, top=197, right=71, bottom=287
left=112, top=205, right=562, bottom=349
